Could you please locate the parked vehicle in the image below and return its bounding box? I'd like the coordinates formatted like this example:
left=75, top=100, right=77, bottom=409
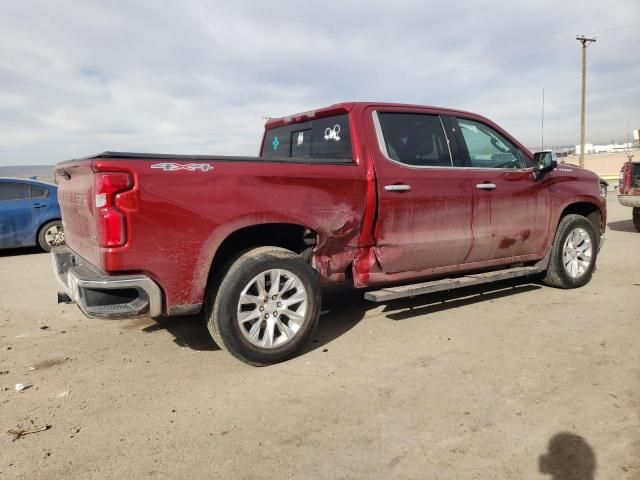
left=0, top=177, right=64, bottom=252
left=618, top=158, right=640, bottom=232
left=52, top=102, right=606, bottom=365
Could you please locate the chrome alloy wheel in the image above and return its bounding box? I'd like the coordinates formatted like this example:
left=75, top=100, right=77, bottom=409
left=45, top=224, right=65, bottom=247
left=562, top=227, right=592, bottom=278
left=236, top=269, right=308, bottom=349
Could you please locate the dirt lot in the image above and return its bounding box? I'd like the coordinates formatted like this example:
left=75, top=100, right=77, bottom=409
left=1, top=200, right=639, bottom=479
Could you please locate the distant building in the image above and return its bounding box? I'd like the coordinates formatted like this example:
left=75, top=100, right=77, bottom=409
left=575, top=142, right=635, bottom=155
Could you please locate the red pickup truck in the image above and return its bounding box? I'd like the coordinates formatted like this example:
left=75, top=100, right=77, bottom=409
left=53, top=102, right=606, bottom=365
left=618, top=158, right=640, bottom=231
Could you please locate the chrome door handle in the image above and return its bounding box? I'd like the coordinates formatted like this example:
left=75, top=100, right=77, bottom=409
left=384, top=184, right=411, bottom=192
left=476, top=183, right=496, bottom=190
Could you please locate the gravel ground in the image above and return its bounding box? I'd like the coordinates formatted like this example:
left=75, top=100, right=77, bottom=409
left=1, top=199, right=639, bottom=479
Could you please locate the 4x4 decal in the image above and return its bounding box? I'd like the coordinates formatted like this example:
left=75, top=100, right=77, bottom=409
left=151, top=163, right=214, bottom=172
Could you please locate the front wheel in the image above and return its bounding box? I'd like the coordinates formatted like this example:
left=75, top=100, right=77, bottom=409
left=542, top=214, right=598, bottom=289
left=206, top=247, right=321, bottom=366
left=633, top=207, right=640, bottom=233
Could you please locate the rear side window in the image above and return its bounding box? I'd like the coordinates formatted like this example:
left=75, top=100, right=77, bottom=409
left=377, top=113, right=452, bottom=167
left=0, top=182, right=30, bottom=201
left=261, top=114, right=353, bottom=162
left=30, top=186, right=49, bottom=198
left=457, top=118, right=522, bottom=169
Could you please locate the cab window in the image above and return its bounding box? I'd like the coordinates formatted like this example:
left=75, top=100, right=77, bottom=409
left=377, top=112, right=452, bottom=167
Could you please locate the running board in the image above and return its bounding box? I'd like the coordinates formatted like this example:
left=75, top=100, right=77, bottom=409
left=364, top=266, right=544, bottom=302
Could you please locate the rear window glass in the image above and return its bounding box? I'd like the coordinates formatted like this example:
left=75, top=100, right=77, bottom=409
left=261, top=114, right=353, bottom=162
left=0, top=182, right=30, bottom=201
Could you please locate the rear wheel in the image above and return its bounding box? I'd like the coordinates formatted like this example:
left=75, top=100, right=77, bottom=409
left=206, top=247, right=321, bottom=366
left=633, top=207, right=640, bottom=233
left=38, top=220, right=65, bottom=252
left=542, top=214, right=597, bottom=289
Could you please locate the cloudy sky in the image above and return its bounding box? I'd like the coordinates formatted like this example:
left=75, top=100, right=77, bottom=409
left=1, top=0, right=639, bottom=165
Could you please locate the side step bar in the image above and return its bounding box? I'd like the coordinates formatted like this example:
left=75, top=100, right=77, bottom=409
left=364, top=266, right=544, bottom=302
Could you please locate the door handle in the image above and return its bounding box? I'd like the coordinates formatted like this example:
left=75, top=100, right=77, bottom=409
left=384, top=184, right=411, bottom=192
left=475, top=183, right=497, bottom=190
left=32, top=203, right=47, bottom=208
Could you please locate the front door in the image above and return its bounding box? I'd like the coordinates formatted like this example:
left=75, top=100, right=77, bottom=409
left=448, top=116, right=550, bottom=263
left=366, top=108, right=474, bottom=274
left=0, top=181, right=34, bottom=247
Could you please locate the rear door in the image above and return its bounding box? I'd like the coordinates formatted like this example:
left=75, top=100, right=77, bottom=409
left=0, top=181, right=35, bottom=247
left=29, top=183, right=53, bottom=229
left=366, top=108, right=474, bottom=274
left=448, top=116, right=549, bottom=262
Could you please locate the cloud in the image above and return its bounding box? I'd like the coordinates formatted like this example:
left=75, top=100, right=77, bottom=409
left=0, top=0, right=639, bottom=165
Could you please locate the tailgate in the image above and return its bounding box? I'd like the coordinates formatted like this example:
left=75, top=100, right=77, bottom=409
left=55, top=160, right=100, bottom=267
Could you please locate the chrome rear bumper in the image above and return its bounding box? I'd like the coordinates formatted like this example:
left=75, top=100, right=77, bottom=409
left=618, top=195, right=640, bottom=208
left=52, top=246, right=162, bottom=318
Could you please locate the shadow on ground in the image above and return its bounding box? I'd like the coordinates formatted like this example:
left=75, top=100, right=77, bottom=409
left=539, top=432, right=596, bottom=480
left=132, top=277, right=544, bottom=355
left=0, top=246, right=44, bottom=257
left=607, top=219, right=638, bottom=233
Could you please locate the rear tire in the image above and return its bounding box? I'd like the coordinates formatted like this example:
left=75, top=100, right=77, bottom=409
left=37, top=220, right=65, bottom=252
left=542, top=214, right=597, bottom=289
left=206, top=247, right=321, bottom=366
left=633, top=207, right=640, bottom=233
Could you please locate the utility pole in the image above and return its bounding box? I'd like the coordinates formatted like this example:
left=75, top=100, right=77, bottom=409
left=577, top=35, right=596, bottom=168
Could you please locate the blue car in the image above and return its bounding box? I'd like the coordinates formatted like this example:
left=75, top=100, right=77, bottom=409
left=0, top=177, right=65, bottom=252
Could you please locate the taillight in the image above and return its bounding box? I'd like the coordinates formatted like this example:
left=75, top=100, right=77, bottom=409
left=619, top=163, right=631, bottom=194
left=95, top=172, right=133, bottom=247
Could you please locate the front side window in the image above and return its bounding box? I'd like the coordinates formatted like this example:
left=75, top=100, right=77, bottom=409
left=261, top=114, right=353, bottom=162
left=377, top=112, right=451, bottom=167
left=457, top=118, right=522, bottom=169
left=0, top=182, right=30, bottom=202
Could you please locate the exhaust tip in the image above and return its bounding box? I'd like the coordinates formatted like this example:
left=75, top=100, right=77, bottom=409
left=57, top=292, right=73, bottom=304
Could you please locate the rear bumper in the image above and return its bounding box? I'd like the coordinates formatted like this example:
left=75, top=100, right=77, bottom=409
left=52, top=246, right=162, bottom=318
left=618, top=195, right=640, bottom=208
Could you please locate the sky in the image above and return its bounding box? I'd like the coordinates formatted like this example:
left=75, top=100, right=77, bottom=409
left=1, top=0, right=639, bottom=166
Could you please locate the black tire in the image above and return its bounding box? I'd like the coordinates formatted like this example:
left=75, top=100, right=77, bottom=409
left=633, top=207, right=640, bottom=233
left=206, top=246, right=321, bottom=366
left=37, top=220, right=65, bottom=252
left=542, top=214, right=598, bottom=289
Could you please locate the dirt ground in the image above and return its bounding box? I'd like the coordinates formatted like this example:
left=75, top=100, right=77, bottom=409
left=1, top=200, right=639, bottom=480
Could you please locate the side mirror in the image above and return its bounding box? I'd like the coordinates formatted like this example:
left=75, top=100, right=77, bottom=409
left=533, top=150, right=558, bottom=175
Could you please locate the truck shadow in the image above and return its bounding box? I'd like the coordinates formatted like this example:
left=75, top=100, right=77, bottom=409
left=607, top=219, right=637, bottom=233
left=141, top=278, right=542, bottom=355
left=0, top=246, right=43, bottom=257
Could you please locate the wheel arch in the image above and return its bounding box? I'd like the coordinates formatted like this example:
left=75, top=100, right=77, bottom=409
left=558, top=201, right=603, bottom=238
left=205, top=222, right=317, bottom=291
